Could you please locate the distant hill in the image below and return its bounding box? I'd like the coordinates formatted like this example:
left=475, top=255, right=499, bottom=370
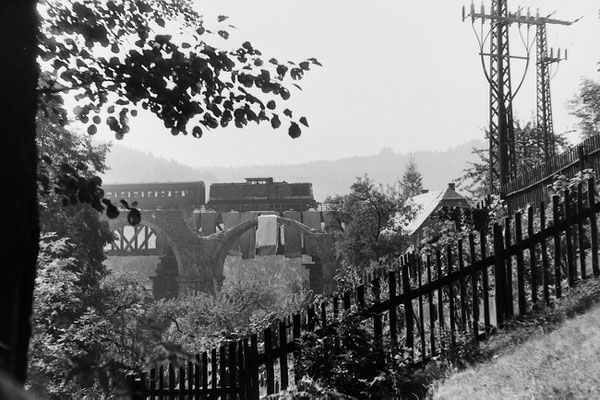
left=102, top=140, right=486, bottom=202
left=103, top=145, right=217, bottom=184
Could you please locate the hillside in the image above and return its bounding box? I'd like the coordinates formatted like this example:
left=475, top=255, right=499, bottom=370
left=102, top=139, right=485, bottom=202
left=431, top=278, right=600, bottom=399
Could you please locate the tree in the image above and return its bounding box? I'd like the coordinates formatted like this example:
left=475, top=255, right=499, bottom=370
left=458, top=120, right=568, bottom=200
left=1, top=0, right=318, bottom=384
left=325, top=176, right=416, bottom=270
left=568, top=78, right=600, bottom=138
left=27, top=118, right=119, bottom=398
left=400, top=158, right=423, bottom=200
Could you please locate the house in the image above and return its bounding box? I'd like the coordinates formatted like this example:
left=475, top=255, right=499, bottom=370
left=405, top=183, right=470, bottom=250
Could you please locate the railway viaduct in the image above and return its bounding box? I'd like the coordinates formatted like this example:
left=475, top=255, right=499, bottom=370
left=103, top=183, right=339, bottom=298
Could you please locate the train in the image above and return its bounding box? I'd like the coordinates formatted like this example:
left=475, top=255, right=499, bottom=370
left=207, top=177, right=318, bottom=212
left=102, top=178, right=318, bottom=212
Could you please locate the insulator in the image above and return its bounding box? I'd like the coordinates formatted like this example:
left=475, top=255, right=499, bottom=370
left=462, top=5, right=466, bottom=21
left=550, top=48, right=553, bottom=58
left=565, top=49, right=568, bottom=60
left=557, top=49, right=561, bottom=59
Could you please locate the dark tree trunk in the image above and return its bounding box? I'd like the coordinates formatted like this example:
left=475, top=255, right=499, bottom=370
left=0, top=0, right=40, bottom=384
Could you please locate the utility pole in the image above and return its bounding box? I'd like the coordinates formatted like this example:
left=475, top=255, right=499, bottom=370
left=537, top=23, right=567, bottom=166
left=463, top=2, right=571, bottom=194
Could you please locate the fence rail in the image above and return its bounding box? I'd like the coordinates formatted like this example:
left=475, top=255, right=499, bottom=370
left=132, top=177, right=600, bottom=399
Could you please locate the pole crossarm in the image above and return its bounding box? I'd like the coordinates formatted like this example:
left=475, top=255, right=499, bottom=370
left=463, top=4, right=573, bottom=26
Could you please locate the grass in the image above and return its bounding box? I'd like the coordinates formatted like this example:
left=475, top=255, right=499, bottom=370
left=430, top=278, right=600, bottom=399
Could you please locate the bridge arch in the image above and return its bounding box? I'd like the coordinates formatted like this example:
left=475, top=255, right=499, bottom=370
left=209, top=216, right=317, bottom=284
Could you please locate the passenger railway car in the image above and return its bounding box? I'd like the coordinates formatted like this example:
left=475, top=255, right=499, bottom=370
left=102, top=181, right=205, bottom=209
left=207, top=177, right=318, bottom=212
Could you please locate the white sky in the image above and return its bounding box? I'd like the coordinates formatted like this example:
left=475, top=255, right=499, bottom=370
left=92, top=0, right=600, bottom=168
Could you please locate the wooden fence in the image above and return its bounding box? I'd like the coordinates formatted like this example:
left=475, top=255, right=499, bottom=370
left=131, top=178, right=600, bottom=399
left=502, top=134, right=600, bottom=212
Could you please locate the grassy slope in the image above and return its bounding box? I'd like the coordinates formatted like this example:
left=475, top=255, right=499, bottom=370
left=431, top=279, right=600, bottom=399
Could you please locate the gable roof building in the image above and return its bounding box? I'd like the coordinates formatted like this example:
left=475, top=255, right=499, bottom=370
left=405, top=183, right=469, bottom=250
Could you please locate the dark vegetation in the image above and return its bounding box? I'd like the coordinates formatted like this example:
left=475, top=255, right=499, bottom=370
left=1, top=0, right=318, bottom=386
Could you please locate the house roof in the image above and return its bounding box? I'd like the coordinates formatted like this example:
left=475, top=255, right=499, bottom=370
left=404, top=185, right=468, bottom=235
left=404, top=190, right=445, bottom=235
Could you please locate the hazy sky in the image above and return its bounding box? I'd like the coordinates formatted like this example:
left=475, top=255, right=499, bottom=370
left=92, top=0, right=600, bottom=167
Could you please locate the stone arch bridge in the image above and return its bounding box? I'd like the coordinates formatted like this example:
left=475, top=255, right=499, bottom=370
left=103, top=182, right=338, bottom=298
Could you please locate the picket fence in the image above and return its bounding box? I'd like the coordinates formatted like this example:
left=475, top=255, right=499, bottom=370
left=130, top=177, right=600, bottom=399
left=503, top=134, right=600, bottom=212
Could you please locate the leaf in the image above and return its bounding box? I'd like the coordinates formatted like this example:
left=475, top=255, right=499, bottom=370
left=290, top=68, right=304, bottom=80
left=283, top=109, right=292, bottom=118
left=288, top=122, right=301, bottom=138
left=156, top=17, right=165, bottom=27
left=127, top=208, right=142, bottom=225
left=192, top=126, right=203, bottom=138
left=87, top=125, right=98, bottom=135
left=266, top=100, right=276, bottom=110
left=308, top=58, right=323, bottom=67
left=120, top=199, right=130, bottom=209
left=218, top=30, right=229, bottom=40
left=106, top=204, right=120, bottom=219
left=276, top=64, right=288, bottom=78
left=299, top=61, right=310, bottom=70
left=271, top=115, right=281, bottom=129
left=299, top=116, right=309, bottom=127
left=218, top=15, right=229, bottom=22
left=181, top=42, right=191, bottom=49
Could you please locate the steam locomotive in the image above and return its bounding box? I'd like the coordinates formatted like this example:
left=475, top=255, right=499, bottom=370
left=102, top=177, right=318, bottom=211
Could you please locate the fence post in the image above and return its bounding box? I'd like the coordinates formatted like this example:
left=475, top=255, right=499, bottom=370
left=402, top=255, right=414, bottom=354
left=588, top=178, right=599, bottom=277
left=563, top=189, right=576, bottom=288
left=389, top=270, right=399, bottom=352
left=552, top=196, right=563, bottom=298
left=493, top=224, right=506, bottom=327
left=578, top=145, right=587, bottom=171
left=503, top=217, right=514, bottom=317
left=278, top=321, right=289, bottom=391
left=515, top=212, right=526, bottom=315
left=263, top=328, right=275, bottom=394
left=371, top=277, right=383, bottom=350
